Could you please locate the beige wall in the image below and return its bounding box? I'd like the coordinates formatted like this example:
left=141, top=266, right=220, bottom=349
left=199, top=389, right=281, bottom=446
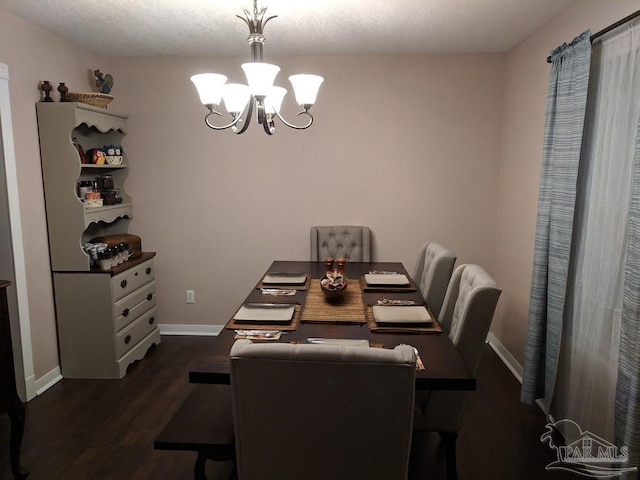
left=493, top=0, right=640, bottom=365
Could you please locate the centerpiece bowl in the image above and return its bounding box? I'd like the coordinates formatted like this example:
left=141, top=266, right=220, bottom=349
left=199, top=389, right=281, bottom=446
left=320, top=273, right=348, bottom=300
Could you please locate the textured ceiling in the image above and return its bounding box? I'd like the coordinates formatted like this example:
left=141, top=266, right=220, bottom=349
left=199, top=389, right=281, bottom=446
left=0, top=0, right=577, bottom=57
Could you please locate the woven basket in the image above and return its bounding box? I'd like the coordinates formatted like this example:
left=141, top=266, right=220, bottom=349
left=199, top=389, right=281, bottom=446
left=66, top=92, right=113, bottom=108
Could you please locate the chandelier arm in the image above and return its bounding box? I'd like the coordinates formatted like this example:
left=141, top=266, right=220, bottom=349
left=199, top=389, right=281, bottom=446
left=204, top=106, right=244, bottom=131
left=232, top=98, right=254, bottom=135
left=263, top=119, right=275, bottom=135
left=273, top=109, right=314, bottom=130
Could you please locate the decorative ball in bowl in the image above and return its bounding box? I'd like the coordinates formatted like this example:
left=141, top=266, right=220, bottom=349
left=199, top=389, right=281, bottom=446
left=320, top=273, right=348, bottom=300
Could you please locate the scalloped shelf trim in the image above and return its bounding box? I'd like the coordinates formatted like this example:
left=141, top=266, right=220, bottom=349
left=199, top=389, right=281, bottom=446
left=77, top=121, right=127, bottom=134
left=84, top=203, right=132, bottom=227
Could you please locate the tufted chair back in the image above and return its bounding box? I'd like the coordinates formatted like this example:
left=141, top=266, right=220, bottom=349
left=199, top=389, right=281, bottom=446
left=310, top=225, right=371, bottom=262
left=230, top=339, right=416, bottom=480
left=412, top=242, right=457, bottom=320
left=439, top=264, right=501, bottom=374
left=413, top=264, right=501, bottom=480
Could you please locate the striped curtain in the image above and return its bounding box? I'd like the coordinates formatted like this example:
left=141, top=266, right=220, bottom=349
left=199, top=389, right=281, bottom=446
left=616, top=111, right=640, bottom=475
left=521, top=31, right=591, bottom=409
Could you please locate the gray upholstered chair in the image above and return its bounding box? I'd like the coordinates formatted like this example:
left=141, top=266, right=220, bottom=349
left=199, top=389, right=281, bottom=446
left=411, top=242, right=457, bottom=319
left=310, top=225, right=371, bottom=262
left=413, top=264, right=501, bottom=480
left=230, top=340, right=416, bottom=480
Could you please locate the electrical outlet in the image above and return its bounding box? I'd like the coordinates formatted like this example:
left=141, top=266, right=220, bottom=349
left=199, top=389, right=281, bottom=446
left=186, top=290, right=195, bottom=304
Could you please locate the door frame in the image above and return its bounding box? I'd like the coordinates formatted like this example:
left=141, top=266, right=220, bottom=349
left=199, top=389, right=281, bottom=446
left=0, top=62, right=36, bottom=401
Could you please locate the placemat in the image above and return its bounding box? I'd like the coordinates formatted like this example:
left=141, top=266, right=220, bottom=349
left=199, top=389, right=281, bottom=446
left=300, top=279, right=367, bottom=324
left=359, top=276, right=418, bottom=293
left=225, top=304, right=302, bottom=331
left=365, top=305, right=443, bottom=333
left=256, top=274, right=310, bottom=291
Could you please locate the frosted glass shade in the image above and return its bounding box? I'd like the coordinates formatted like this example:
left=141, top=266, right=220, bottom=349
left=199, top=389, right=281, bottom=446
left=241, top=63, right=280, bottom=97
left=190, top=73, right=228, bottom=107
left=265, top=87, right=287, bottom=114
left=289, top=74, right=324, bottom=106
left=222, top=84, right=251, bottom=114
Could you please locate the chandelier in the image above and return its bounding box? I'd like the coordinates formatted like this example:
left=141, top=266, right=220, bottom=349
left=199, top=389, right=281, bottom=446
left=190, top=1, right=324, bottom=135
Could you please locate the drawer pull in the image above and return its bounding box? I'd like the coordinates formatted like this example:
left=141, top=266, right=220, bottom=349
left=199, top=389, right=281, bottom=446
left=124, top=334, right=131, bottom=345
left=120, top=279, right=128, bottom=289
left=146, top=267, right=152, bottom=275
left=122, top=308, right=130, bottom=317
left=147, top=293, right=153, bottom=301
left=149, top=316, right=155, bottom=325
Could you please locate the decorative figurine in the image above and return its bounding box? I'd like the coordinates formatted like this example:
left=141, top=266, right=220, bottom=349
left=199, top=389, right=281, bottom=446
left=104, top=145, right=122, bottom=156
left=86, top=148, right=107, bottom=165
left=40, top=81, right=54, bottom=102
left=94, top=70, right=114, bottom=94
left=57, top=82, right=68, bottom=102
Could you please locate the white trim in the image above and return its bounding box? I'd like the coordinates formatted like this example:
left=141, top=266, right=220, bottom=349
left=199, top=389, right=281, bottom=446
left=0, top=63, right=36, bottom=401
left=487, top=332, right=523, bottom=382
left=24, top=373, right=36, bottom=400
left=159, top=324, right=222, bottom=336
left=35, top=365, right=63, bottom=396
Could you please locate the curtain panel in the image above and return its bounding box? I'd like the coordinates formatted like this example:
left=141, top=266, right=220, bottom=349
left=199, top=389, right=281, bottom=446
left=616, top=109, right=640, bottom=474
left=521, top=31, right=591, bottom=409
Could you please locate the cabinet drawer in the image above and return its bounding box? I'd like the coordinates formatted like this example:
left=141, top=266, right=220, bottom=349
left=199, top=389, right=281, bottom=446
left=111, top=259, right=155, bottom=301
left=115, top=307, right=158, bottom=359
left=113, top=281, right=156, bottom=332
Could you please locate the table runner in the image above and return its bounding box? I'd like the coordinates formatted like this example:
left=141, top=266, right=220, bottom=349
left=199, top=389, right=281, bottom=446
left=224, top=304, right=302, bottom=331
left=300, top=279, right=367, bottom=324
left=365, top=305, right=443, bottom=334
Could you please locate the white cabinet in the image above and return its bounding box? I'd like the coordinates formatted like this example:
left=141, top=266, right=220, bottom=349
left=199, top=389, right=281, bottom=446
left=52, top=257, right=159, bottom=379
left=37, top=102, right=160, bottom=379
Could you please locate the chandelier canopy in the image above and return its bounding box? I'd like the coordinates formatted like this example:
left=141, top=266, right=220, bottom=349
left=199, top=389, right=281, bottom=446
left=191, top=1, right=324, bottom=135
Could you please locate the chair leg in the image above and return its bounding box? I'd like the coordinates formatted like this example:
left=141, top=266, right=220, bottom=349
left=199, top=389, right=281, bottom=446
left=439, top=432, right=458, bottom=480
left=194, top=452, right=208, bottom=480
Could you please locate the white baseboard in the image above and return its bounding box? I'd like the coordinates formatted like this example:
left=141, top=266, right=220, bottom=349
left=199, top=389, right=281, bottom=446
left=159, top=323, right=222, bottom=336
left=486, top=332, right=523, bottom=383
left=24, top=373, right=37, bottom=401
left=35, top=366, right=63, bottom=396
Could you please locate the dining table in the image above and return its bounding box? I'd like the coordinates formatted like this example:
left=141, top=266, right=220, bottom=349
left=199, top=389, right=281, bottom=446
left=189, top=260, right=475, bottom=392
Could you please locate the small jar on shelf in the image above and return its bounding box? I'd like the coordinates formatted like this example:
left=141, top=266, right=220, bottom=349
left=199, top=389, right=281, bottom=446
left=98, top=249, right=113, bottom=271
left=77, top=181, right=92, bottom=200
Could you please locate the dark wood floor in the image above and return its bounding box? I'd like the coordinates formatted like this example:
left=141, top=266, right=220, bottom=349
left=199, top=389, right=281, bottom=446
left=0, top=336, right=576, bottom=479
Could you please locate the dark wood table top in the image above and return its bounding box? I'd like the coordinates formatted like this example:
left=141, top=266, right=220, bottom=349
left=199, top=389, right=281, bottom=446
left=190, top=261, right=476, bottom=391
